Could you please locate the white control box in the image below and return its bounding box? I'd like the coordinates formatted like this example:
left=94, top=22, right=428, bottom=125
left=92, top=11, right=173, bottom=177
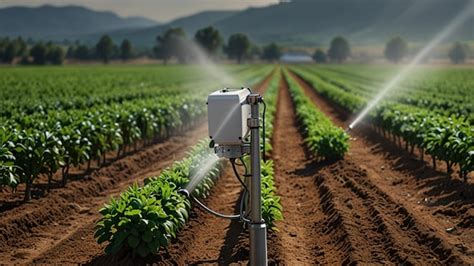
left=207, top=89, right=251, bottom=145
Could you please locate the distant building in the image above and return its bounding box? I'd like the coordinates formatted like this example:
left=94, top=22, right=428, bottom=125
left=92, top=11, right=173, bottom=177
left=280, top=51, right=313, bottom=63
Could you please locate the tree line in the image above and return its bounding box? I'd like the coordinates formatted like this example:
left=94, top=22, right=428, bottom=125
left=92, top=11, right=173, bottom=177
left=0, top=27, right=471, bottom=65
left=0, top=37, right=65, bottom=65
left=312, top=36, right=471, bottom=64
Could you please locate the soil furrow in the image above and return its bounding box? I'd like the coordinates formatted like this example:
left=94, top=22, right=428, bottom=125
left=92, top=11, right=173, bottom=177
left=287, top=68, right=472, bottom=264
left=328, top=161, right=465, bottom=264
left=3, top=71, right=277, bottom=265
left=272, top=73, right=351, bottom=264
left=0, top=123, right=208, bottom=264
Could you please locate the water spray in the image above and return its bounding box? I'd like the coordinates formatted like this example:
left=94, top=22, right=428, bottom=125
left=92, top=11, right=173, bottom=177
left=179, top=88, right=268, bottom=265
left=348, top=2, right=474, bottom=129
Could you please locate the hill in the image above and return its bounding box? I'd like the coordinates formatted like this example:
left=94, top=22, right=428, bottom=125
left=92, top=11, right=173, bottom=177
left=109, top=0, right=473, bottom=47
left=99, top=10, right=238, bottom=47
left=0, top=5, right=159, bottom=39
left=213, top=0, right=474, bottom=45
left=1, top=1, right=472, bottom=47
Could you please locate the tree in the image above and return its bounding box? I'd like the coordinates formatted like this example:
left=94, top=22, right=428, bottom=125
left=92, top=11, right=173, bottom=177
left=2, top=42, right=17, bottom=63
left=194, top=26, right=223, bottom=55
left=154, top=28, right=187, bottom=64
left=47, top=46, right=65, bottom=65
left=312, top=48, right=327, bottom=63
left=66, top=46, right=76, bottom=59
left=384, top=36, right=408, bottom=63
left=261, top=43, right=281, bottom=62
left=30, top=43, right=48, bottom=65
left=96, top=35, right=114, bottom=63
left=448, top=42, right=468, bottom=64
left=120, top=39, right=133, bottom=61
left=328, top=36, right=350, bottom=63
left=75, top=45, right=90, bottom=60
left=14, top=37, right=27, bottom=57
left=225, top=33, right=251, bottom=63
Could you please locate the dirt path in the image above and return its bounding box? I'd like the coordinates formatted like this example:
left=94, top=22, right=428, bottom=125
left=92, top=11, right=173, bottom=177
left=287, top=69, right=473, bottom=264
left=271, top=74, right=353, bottom=264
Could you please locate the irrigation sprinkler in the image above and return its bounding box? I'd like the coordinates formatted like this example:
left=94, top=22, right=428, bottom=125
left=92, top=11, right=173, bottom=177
left=179, top=88, right=267, bottom=266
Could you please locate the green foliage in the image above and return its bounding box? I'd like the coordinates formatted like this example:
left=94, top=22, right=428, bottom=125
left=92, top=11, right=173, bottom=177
left=290, top=64, right=473, bottom=180
left=261, top=43, right=281, bottom=62
left=328, top=36, right=350, bottom=63
left=194, top=26, right=223, bottom=55
left=95, top=141, right=224, bottom=257
left=96, top=35, right=115, bottom=64
left=120, top=39, right=133, bottom=61
left=449, top=42, right=468, bottom=64
left=384, top=36, right=408, bottom=63
left=0, top=64, right=273, bottom=200
left=284, top=69, right=349, bottom=160
left=0, top=129, right=17, bottom=188
left=225, top=33, right=251, bottom=63
left=46, top=46, right=65, bottom=65
left=154, top=28, right=187, bottom=64
left=30, top=42, right=48, bottom=65
left=261, top=68, right=281, bottom=155
left=261, top=160, right=283, bottom=230
left=312, top=49, right=327, bottom=63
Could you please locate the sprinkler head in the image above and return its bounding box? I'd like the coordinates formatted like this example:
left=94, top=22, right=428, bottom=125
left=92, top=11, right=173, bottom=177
left=178, top=188, right=190, bottom=198
left=346, top=125, right=353, bottom=132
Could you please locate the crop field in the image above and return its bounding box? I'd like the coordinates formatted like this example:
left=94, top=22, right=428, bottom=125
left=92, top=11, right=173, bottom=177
left=0, top=64, right=473, bottom=265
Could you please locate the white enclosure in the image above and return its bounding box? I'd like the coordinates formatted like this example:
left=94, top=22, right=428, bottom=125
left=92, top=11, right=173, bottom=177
left=207, top=89, right=250, bottom=145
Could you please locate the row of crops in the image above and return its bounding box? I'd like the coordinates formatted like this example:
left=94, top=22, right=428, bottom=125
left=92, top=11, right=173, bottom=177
left=283, top=69, right=349, bottom=160
left=305, top=65, right=473, bottom=120
left=0, top=65, right=273, bottom=201
left=290, top=65, right=473, bottom=181
left=95, top=69, right=284, bottom=257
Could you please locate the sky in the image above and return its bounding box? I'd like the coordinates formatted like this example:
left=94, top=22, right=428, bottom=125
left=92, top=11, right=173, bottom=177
left=0, top=0, right=279, bottom=22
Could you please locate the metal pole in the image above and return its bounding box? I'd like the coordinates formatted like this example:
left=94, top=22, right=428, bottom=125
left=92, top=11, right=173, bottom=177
left=247, top=94, right=267, bottom=266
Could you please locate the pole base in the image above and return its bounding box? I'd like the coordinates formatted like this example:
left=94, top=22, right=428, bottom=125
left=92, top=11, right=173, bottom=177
left=249, top=222, right=267, bottom=266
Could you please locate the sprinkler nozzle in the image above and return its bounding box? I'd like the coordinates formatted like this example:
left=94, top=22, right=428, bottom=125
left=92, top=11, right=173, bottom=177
left=178, top=188, right=190, bottom=198
left=346, top=125, right=353, bottom=132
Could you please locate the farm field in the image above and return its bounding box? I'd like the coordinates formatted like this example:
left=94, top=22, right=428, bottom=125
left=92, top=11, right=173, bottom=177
left=0, top=64, right=473, bottom=265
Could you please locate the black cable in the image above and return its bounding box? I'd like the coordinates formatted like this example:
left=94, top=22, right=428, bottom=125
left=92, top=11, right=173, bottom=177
left=239, top=157, right=249, bottom=176
left=262, top=98, right=267, bottom=162
left=230, top=158, right=249, bottom=192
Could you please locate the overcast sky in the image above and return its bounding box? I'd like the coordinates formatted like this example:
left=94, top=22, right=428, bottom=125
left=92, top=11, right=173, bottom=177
left=0, top=0, right=278, bottom=22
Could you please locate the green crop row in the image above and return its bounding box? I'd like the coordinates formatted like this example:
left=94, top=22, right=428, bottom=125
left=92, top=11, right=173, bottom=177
left=283, top=70, right=349, bottom=160
left=94, top=67, right=282, bottom=258
left=289, top=66, right=473, bottom=180
left=373, top=104, right=473, bottom=181
left=261, top=67, right=281, bottom=155
left=0, top=65, right=274, bottom=201
left=1, top=96, right=204, bottom=201
left=298, top=65, right=474, bottom=122
left=260, top=67, right=283, bottom=230
left=95, top=141, right=225, bottom=257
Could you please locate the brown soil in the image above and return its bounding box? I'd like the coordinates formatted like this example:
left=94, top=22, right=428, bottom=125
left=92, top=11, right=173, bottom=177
left=0, top=71, right=274, bottom=265
left=0, top=123, right=208, bottom=264
left=2, top=67, right=472, bottom=265
left=287, top=69, right=473, bottom=264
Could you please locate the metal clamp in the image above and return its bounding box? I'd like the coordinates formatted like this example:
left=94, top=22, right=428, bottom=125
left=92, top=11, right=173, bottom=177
left=247, top=94, right=260, bottom=105
left=247, top=117, right=260, bottom=128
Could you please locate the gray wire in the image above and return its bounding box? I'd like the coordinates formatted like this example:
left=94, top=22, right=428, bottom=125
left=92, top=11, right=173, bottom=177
left=190, top=195, right=240, bottom=220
